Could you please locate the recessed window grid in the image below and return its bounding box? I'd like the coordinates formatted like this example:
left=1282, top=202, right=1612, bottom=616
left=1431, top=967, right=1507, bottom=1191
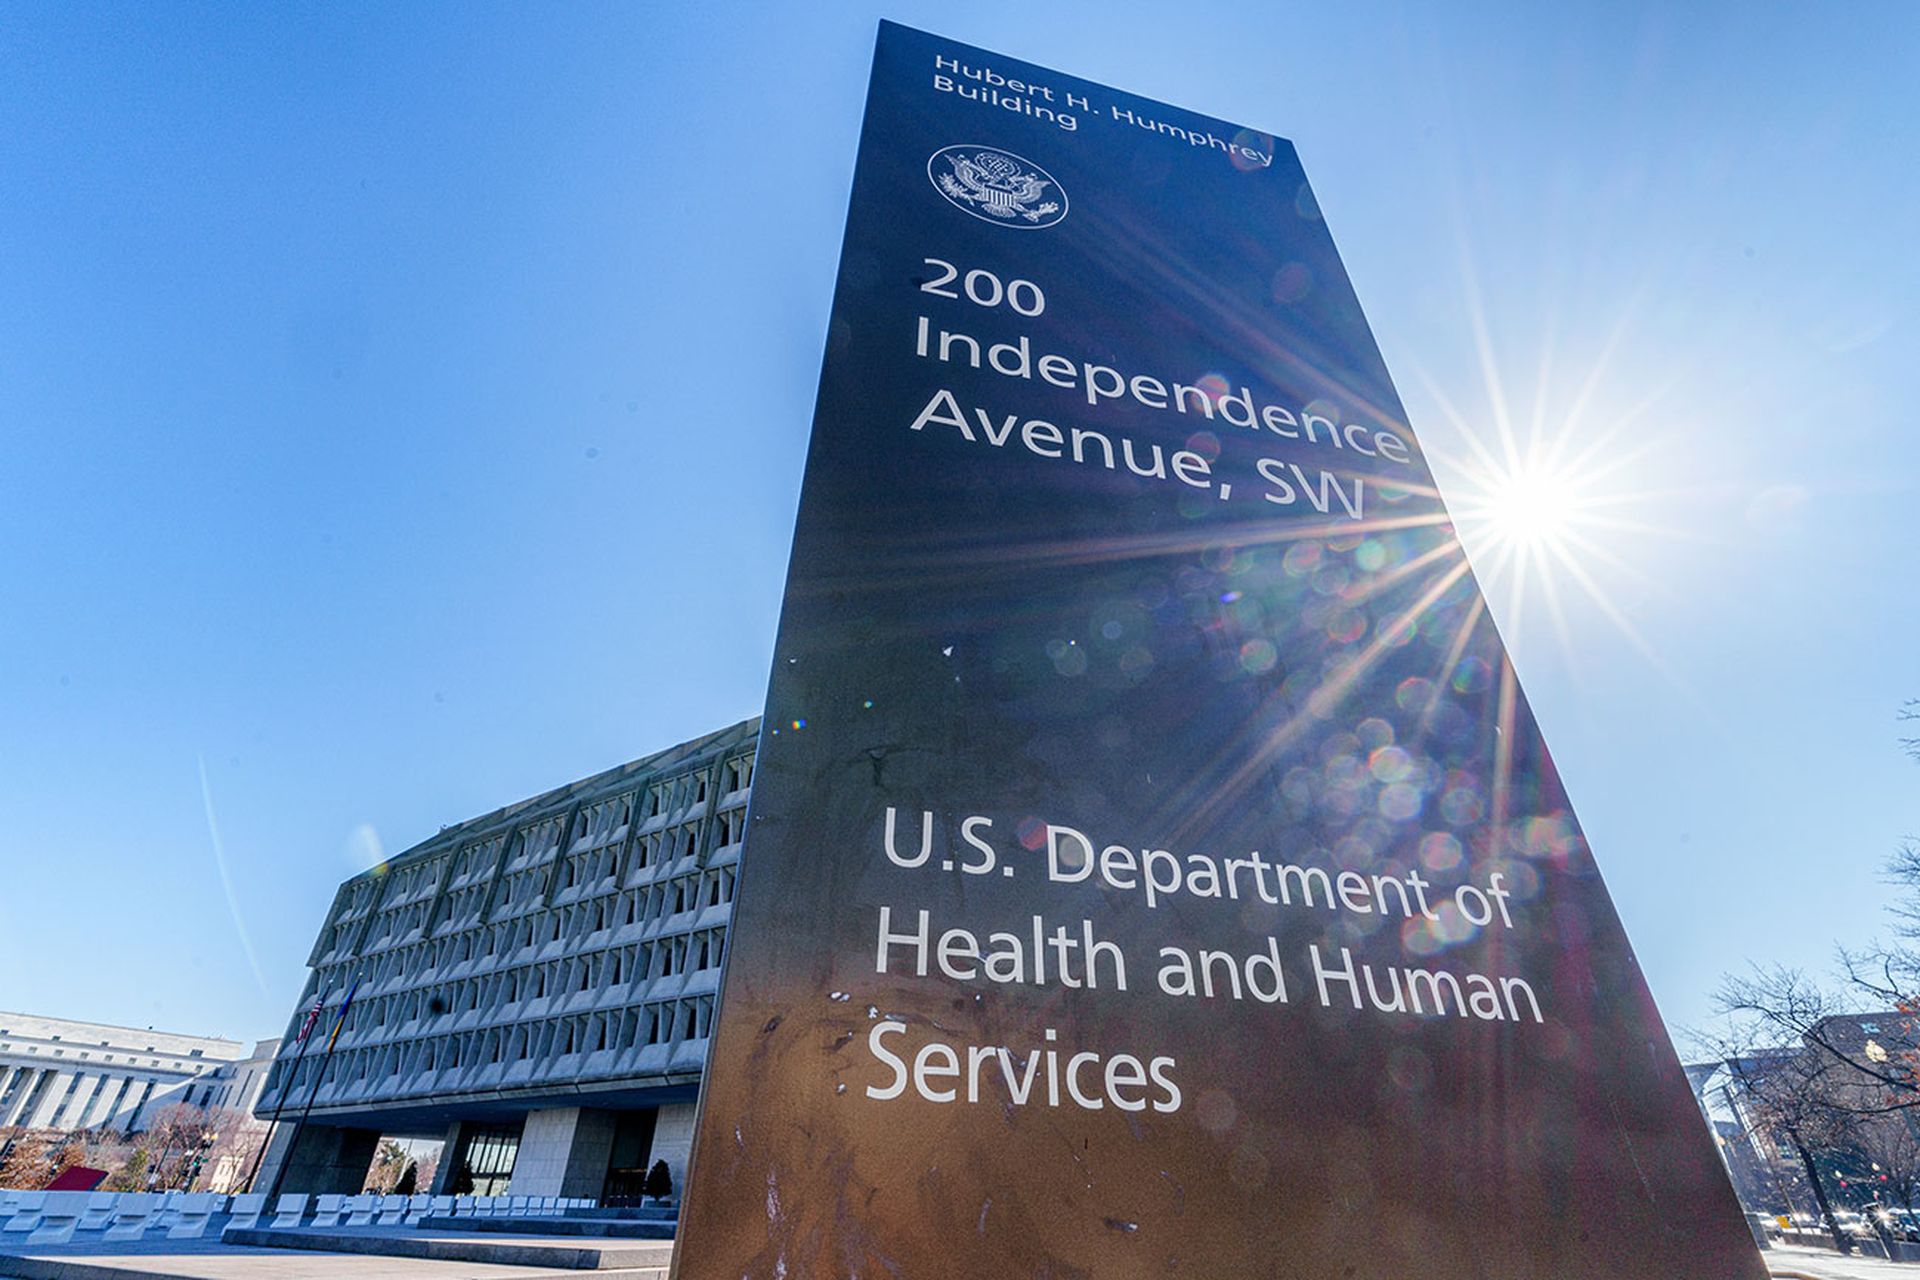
left=257, top=724, right=755, bottom=1114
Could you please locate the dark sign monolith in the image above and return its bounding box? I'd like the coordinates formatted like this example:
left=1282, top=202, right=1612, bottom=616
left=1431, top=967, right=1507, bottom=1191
left=673, top=21, right=1766, bottom=1280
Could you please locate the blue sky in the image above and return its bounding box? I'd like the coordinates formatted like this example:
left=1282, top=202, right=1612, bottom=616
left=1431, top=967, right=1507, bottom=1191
left=1, top=2, right=1914, bottom=1048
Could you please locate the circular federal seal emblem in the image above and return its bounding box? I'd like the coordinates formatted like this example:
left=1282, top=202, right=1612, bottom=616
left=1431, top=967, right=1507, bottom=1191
left=928, top=145, right=1068, bottom=229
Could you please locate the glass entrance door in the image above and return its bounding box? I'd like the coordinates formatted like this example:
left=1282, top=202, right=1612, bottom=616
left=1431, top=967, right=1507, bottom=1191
left=454, top=1122, right=521, bottom=1198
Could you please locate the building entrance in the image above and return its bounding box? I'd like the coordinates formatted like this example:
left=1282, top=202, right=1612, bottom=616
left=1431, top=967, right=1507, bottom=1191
left=452, top=1121, right=521, bottom=1198
left=600, top=1109, right=659, bottom=1206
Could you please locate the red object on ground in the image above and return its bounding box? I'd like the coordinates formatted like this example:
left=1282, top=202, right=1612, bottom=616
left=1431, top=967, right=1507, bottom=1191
left=45, top=1166, right=108, bottom=1191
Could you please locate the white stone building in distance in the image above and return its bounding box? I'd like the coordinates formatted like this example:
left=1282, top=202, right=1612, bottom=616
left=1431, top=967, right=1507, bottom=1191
left=0, top=1012, right=245, bottom=1134
left=252, top=717, right=757, bottom=1203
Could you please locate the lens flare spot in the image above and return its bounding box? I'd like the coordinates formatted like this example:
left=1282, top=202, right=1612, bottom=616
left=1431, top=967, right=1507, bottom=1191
left=1395, top=676, right=1437, bottom=713
left=1283, top=543, right=1322, bottom=577
left=1378, top=783, right=1423, bottom=821
left=1368, top=745, right=1413, bottom=783
left=1324, top=611, right=1366, bottom=644
left=1440, top=785, right=1484, bottom=825
left=1304, top=398, right=1342, bottom=428
left=1231, top=128, right=1275, bottom=173
left=1355, top=718, right=1394, bottom=751
left=1045, top=638, right=1088, bottom=677
left=1311, top=564, right=1351, bottom=597
left=1270, top=261, right=1312, bottom=303
left=1238, top=638, right=1278, bottom=674
left=1418, top=831, right=1463, bottom=872
left=1451, top=656, right=1493, bottom=694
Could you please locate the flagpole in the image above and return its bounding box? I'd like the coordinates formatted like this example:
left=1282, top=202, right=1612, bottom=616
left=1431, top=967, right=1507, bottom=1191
left=252, top=974, right=361, bottom=1196
left=241, top=988, right=328, bottom=1195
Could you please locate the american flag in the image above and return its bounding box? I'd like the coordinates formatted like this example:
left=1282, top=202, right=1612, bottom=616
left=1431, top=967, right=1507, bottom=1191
left=293, top=993, right=326, bottom=1046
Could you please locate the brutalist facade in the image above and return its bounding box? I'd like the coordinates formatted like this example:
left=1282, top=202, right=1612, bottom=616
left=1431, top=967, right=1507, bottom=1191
left=252, top=718, right=757, bottom=1202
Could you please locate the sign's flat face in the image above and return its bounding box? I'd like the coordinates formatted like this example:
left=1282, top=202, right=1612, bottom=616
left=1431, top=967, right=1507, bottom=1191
left=677, top=22, right=1764, bottom=1280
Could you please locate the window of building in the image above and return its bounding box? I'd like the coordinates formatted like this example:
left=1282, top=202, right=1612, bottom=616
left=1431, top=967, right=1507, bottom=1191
left=454, top=1123, right=521, bottom=1199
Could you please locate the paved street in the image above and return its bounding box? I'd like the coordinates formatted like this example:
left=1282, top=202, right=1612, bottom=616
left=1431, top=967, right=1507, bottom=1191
left=1767, top=1243, right=1920, bottom=1279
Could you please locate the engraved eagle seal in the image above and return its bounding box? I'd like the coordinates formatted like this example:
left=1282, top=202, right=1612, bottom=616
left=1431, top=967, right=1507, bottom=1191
left=928, top=145, right=1068, bottom=228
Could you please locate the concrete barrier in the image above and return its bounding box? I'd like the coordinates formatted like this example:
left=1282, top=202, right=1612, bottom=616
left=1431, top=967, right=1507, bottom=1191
left=225, top=1192, right=267, bottom=1231
left=2, top=1192, right=47, bottom=1234
left=75, top=1192, right=118, bottom=1231
left=311, top=1193, right=346, bottom=1228
left=26, top=1192, right=90, bottom=1246
left=102, top=1193, right=158, bottom=1242
left=167, top=1192, right=225, bottom=1239
left=269, top=1193, right=309, bottom=1229
left=343, top=1193, right=376, bottom=1227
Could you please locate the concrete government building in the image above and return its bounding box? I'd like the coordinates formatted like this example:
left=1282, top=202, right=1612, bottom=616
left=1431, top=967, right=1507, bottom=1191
left=252, top=717, right=757, bottom=1203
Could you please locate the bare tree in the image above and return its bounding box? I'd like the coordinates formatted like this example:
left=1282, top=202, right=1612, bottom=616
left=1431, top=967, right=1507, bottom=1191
left=1712, top=704, right=1920, bottom=1119
left=195, top=1108, right=267, bottom=1192
left=1706, top=1038, right=1859, bottom=1254
left=133, top=1103, right=218, bottom=1191
left=1717, top=966, right=1920, bottom=1118
left=1853, top=1114, right=1920, bottom=1231
left=413, top=1151, right=440, bottom=1196
left=1704, top=702, right=1920, bottom=1253
left=363, top=1138, right=409, bottom=1195
left=0, top=1130, right=52, bottom=1190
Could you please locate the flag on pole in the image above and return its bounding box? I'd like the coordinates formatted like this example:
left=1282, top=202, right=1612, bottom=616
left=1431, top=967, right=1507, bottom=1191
left=293, top=993, right=326, bottom=1047
left=325, top=975, right=362, bottom=1053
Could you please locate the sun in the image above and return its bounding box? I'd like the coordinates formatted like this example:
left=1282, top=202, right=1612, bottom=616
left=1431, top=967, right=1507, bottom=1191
left=1419, top=393, right=1681, bottom=683
left=1475, top=459, right=1584, bottom=555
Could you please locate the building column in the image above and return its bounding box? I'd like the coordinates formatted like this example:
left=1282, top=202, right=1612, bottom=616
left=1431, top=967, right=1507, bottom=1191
left=0, top=1069, right=33, bottom=1126
left=56, top=1073, right=105, bottom=1130
left=429, top=1120, right=468, bottom=1196
left=647, top=1102, right=698, bottom=1202
left=507, top=1108, right=618, bottom=1200
left=77, top=1074, right=127, bottom=1131
left=23, top=1071, right=74, bottom=1129
left=253, top=1121, right=381, bottom=1197
left=126, top=1079, right=161, bottom=1132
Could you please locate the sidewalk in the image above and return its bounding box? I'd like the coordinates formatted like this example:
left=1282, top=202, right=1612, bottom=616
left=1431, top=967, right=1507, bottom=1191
left=1768, top=1243, right=1920, bottom=1280
left=0, top=1223, right=671, bottom=1279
